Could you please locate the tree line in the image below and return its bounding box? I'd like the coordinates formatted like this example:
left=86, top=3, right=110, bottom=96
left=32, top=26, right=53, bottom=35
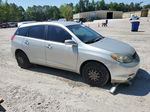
left=0, top=0, right=150, bottom=22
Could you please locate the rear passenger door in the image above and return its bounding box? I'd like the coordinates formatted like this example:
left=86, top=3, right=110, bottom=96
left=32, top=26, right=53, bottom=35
left=22, top=25, right=46, bottom=65
left=45, top=25, right=78, bottom=71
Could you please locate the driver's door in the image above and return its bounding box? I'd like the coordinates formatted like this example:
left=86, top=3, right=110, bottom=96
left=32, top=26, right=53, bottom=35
left=45, top=25, right=78, bottom=71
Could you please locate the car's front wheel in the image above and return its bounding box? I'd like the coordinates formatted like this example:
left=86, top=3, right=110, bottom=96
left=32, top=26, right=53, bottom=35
left=81, top=62, right=110, bottom=87
left=16, top=51, right=31, bottom=69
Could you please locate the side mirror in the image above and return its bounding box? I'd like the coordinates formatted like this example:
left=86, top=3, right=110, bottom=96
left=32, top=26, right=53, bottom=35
left=65, top=39, right=77, bottom=46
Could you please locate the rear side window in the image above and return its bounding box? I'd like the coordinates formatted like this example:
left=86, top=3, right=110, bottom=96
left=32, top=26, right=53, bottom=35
left=28, top=25, right=45, bottom=40
left=15, top=27, right=29, bottom=36
left=47, top=25, right=71, bottom=43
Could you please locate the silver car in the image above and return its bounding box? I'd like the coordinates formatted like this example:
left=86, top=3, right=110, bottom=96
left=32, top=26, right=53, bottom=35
left=11, top=22, right=140, bottom=86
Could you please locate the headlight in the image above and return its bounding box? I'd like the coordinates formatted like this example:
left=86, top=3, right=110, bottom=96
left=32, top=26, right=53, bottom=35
left=111, top=54, right=133, bottom=63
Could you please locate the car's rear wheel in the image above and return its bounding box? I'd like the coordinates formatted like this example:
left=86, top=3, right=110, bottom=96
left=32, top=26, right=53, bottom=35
left=16, top=51, right=31, bottom=69
left=81, top=62, right=110, bottom=87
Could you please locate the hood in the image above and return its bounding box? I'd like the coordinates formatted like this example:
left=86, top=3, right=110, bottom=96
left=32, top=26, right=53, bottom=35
left=90, top=37, right=135, bottom=55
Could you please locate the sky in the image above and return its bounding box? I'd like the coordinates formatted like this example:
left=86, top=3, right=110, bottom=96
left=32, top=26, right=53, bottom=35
left=6, top=0, right=150, bottom=9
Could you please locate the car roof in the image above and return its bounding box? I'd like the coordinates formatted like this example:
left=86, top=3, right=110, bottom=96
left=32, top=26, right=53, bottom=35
left=19, top=21, right=80, bottom=28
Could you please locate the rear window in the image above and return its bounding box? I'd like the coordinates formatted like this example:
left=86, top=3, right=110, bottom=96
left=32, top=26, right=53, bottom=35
left=28, top=25, right=45, bottom=40
left=15, top=27, right=29, bottom=36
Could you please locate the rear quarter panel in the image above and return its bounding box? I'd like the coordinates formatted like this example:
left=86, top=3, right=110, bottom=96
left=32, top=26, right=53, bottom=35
left=11, top=36, right=25, bottom=57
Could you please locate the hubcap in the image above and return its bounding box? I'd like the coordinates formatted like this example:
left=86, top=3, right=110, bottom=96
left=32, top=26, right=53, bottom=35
left=88, top=70, right=100, bottom=81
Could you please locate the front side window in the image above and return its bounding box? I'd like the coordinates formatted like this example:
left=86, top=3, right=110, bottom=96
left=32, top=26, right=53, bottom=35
left=67, top=25, right=103, bottom=44
left=47, top=25, right=71, bottom=43
left=28, top=25, right=45, bottom=39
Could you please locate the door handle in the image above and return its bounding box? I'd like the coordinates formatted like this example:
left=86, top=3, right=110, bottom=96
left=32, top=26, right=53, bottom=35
left=46, top=44, right=52, bottom=49
left=24, top=40, right=29, bottom=45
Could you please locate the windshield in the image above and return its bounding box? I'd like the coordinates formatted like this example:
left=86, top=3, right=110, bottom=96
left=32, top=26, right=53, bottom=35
left=67, top=24, right=103, bottom=44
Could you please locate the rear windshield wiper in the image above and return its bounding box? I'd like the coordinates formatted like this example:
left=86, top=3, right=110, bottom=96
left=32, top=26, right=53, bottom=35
left=85, top=37, right=103, bottom=44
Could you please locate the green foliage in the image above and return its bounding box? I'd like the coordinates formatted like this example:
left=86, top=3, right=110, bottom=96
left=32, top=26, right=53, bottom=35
left=60, top=4, right=73, bottom=20
left=0, top=0, right=149, bottom=22
left=18, top=5, right=61, bottom=21
left=74, top=0, right=143, bottom=13
left=91, top=0, right=95, bottom=11
left=0, top=3, right=23, bottom=22
left=144, top=4, right=150, bottom=9
left=0, top=3, right=60, bottom=22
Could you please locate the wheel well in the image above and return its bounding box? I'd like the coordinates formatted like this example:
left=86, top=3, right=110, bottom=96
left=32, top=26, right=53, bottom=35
left=15, top=49, right=26, bottom=58
left=80, top=60, right=111, bottom=82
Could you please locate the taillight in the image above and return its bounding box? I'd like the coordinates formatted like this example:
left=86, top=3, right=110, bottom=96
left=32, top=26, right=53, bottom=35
left=11, top=35, right=15, bottom=40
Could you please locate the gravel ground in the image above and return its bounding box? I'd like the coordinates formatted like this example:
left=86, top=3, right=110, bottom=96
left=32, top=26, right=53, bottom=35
left=0, top=18, right=150, bottom=112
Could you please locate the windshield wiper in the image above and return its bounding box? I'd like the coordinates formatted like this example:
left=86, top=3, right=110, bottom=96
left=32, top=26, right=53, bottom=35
left=85, top=37, right=103, bottom=44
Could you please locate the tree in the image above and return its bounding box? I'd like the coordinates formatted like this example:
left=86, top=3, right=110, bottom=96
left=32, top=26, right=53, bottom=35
left=129, top=2, right=134, bottom=11
left=0, top=2, right=25, bottom=22
left=18, top=6, right=25, bottom=21
left=134, top=3, right=142, bottom=11
left=51, top=6, right=60, bottom=20
left=79, top=0, right=85, bottom=12
left=85, top=0, right=90, bottom=11
left=25, top=5, right=60, bottom=21
left=60, top=4, right=73, bottom=20
left=8, top=4, right=23, bottom=22
left=0, top=0, right=148, bottom=22
left=99, top=0, right=106, bottom=10
left=74, top=4, right=80, bottom=13
left=144, top=4, right=150, bottom=9
left=92, top=0, right=95, bottom=11
left=25, top=6, right=44, bottom=21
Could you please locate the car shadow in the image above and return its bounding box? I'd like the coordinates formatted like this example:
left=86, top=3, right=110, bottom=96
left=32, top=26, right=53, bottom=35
left=28, top=66, right=150, bottom=96
left=28, top=65, right=84, bottom=83
left=116, top=69, right=150, bottom=96
left=0, top=105, right=6, bottom=112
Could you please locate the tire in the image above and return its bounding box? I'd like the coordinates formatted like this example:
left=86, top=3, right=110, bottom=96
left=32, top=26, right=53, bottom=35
left=16, top=51, right=31, bottom=69
left=81, top=62, right=110, bottom=87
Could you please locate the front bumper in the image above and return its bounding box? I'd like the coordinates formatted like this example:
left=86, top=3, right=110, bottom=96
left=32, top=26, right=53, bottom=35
left=111, top=64, right=139, bottom=83
left=109, top=54, right=140, bottom=83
